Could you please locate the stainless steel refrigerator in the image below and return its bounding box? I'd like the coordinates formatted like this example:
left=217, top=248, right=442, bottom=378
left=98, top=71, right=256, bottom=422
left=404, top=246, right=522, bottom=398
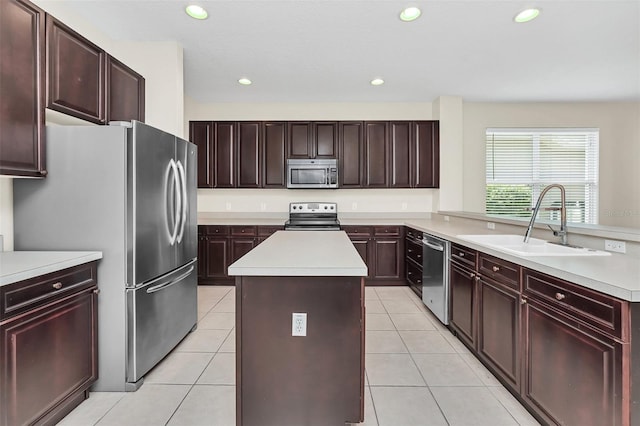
left=13, top=121, right=197, bottom=391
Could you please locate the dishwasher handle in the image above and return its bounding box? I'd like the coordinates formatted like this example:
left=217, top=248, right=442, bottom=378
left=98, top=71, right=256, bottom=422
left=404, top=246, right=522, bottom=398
left=423, top=239, right=445, bottom=252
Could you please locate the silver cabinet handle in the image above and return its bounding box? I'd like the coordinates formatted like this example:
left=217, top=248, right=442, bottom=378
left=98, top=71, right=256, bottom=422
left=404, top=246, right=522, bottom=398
left=52, top=282, right=63, bottom=289
left=555, top=292, right=566, bottom=301
left=492, top=266, right=500, bottom=272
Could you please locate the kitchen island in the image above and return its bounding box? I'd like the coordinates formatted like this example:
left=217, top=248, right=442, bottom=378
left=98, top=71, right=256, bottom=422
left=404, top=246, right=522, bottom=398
left=228, top=230, right=367, bottom=426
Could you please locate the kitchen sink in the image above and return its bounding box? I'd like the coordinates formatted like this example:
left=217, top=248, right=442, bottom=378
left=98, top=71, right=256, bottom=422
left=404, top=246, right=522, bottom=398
left=456, top=234, right=611, bottom=257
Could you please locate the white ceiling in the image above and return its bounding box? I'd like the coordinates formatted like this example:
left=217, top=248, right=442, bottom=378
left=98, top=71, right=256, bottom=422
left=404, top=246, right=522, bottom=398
left=38, top=0, right=640, bottom=104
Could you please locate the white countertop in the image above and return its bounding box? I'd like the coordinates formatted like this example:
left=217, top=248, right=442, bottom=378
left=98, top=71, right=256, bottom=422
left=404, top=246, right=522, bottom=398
left=198, top=213, right=640, bottom=301
left=404, top=219, right=640, bottom=302
left=228, top=231, right=367, bottom=277
left=0, top=251, right=103, bottom=287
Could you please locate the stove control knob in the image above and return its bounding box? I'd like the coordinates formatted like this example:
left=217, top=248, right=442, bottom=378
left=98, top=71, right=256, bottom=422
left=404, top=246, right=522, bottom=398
left=324, top=206, right=328, bottom=209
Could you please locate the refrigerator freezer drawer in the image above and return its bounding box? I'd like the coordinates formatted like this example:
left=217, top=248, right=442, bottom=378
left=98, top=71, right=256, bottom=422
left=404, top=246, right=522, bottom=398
left=126, top=259, right=197, bottom=384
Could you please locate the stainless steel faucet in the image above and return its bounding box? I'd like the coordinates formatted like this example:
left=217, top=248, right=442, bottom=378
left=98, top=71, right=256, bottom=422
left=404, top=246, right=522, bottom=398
left=523, top=184, right=568, bottom=245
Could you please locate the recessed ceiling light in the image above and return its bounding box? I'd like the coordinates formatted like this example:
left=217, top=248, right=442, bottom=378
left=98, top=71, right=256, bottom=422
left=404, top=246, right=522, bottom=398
left=370, top=78, right=385, bottom=86
left=400, top=6, right=421, bottom=22
left=185, top=5, right=208, bottom=20
left=238, top=78, right=252, bottom=85
left=514, top=8, right=540, bottom=23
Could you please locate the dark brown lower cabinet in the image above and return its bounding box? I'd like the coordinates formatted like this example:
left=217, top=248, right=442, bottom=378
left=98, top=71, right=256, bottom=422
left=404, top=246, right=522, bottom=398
left=343, top=226, right=404, bottom=285
left=0, top=262, right=98, bottom=426
left=449, top=260, right=477, bottom=349
left=198, top=225, right=283, bottom=285
left=449, top=246, right=630, bottom=426
left=477, top=277, right=520, bottom=392
left=522, top=298, right=623, bottom=426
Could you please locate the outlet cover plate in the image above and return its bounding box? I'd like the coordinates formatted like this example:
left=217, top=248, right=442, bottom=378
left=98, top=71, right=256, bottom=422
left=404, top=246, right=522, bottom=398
left=292, top=313, right=307, bottom=337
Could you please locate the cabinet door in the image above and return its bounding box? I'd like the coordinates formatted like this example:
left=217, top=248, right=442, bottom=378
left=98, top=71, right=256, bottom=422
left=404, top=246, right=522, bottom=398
left=214, top=122, right=235, bottom=188
left=237, top=122, right=261, bottom=188
left=372, top=239, right=402, bottom=280
left=106, top=55, right=145, bottom=122
left=449, top=261, right=477, bottom=349
left=339, top=122, right=363, bottom=187
left=363, top=122, right=389, bottom=187
left=413, top=121, right=439, bottom=188
left=350, top=238, right=371, bottom=279
left=287, top=122, right=312, bottom=159
left=205, top=238, right=228, bottom=279
left=231, top=238, right=256, bottom=263
left=313, top=122, right=337, bottom=158
left=197, top=235, right=207, bottom=280
left=189, top=121, right=213, bottom=188
left=263, top=122, right=286, bottom=188
left=478, top=278, right=520, bottom=392
left=0, top=0, right=46, bottom=177
left=1, top=289, right=97, bottom=426
left=522, top=299, right=623, bottom=426
left=389, top=121, right=411, bottom=188
left=46, top=15, right=105, bottom=124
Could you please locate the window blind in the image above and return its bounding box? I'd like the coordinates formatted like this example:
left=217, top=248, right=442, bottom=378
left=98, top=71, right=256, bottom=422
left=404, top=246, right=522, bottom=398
left=486, top=128, right=599, bottom=224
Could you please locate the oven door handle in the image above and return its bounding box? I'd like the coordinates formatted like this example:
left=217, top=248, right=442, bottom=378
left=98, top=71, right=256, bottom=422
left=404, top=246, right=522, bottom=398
left=423, top=240, right=444, bottom=252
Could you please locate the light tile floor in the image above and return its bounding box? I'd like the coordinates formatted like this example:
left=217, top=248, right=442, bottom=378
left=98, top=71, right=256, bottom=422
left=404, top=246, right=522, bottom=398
left=58, top=286, right=541, bottom=426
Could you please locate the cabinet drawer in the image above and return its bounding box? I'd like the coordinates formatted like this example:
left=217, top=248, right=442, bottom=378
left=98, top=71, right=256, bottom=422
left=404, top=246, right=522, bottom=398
left=231, top=225, right=257, bottom=237
left=451, top=243, right=477, bottom=268
left=342, top=226, right=372, bottom=238
left=406, top=239, right=423, bottom=265
left=523, top=268, right=626, bottom=339
left=405, top=226, right=422, bottom=241
left=1, top=262, right=98, bottom=320
left=478, top=253, right=520, bottom=291
left=257, top=225, right=284, bottom=236
left=373, top=226, right=402, bottom=237
left=204, top=225, right=229, bottom=236
left=406, top=260, right=423, bottom=287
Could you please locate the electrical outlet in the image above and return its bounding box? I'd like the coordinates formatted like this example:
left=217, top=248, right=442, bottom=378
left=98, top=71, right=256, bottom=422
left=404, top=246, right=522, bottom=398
left=444, top=215, right=450, bottom=222
left=605, top=239, right=626, bottom=253
left=292, top=313, right=307, bottom=337
left=225, top=202, right=231, bottom=210
left=352, top=202, right=358, bottom=210
left=487, top=222, right=496, bottom=230
left=401, top=202, right=408, bottom=211
left=260, top=202, right=267, bottom=211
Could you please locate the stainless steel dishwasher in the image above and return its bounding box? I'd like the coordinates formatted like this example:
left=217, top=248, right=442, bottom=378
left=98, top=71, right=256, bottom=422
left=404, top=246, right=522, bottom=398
left=422, top=233, right=451, bottom=324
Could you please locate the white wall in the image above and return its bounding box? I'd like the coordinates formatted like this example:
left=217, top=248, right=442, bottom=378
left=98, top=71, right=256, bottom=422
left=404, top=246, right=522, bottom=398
left=185, top=98, right=440, bottom=214
left=463, top=102, right=640, bottom=229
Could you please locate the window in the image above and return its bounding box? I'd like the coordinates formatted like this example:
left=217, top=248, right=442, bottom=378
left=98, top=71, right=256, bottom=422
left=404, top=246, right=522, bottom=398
left=486, top=128, right=599, bottom=224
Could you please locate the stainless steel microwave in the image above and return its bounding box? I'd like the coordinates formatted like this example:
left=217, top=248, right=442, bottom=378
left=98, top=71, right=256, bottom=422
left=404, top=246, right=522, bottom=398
left=286, top=159, right=338, bottom=189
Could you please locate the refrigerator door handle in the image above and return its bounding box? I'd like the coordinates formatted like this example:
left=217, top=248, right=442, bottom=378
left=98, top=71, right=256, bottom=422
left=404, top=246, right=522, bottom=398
left=146, top=266, right=195, bottom=293
left=166, top=159, right=180, bottom=246
left=176, top=160, right=188, bottom=244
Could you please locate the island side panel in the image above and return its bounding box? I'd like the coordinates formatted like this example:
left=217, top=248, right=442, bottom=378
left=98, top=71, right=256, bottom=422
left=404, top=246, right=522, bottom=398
left=236, top=275, right=364, bottom=426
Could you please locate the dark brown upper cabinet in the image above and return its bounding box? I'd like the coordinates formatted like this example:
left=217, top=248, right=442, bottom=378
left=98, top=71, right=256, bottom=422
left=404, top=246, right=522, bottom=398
left=389, top=121, right=412, bottom=188
left=363, top=121, right=389, bottom=187
left=287, top=121, right=337, bottom=159
left=46, top=15, right=144, bottom=125
left=189, top=121, right=213, bottom=188
left=413, top=121, right=439, bottom=188
left=46, top=15, right=106, bottom=124
left=263, top=122, right=286, bottom=188
left=191, top=120, right=439, bottom=189
left=339, top=121, right=364, bottom=188
left=214, top=122, right=235, bottom=188
left=0, top=0, right=47, bottom=177
left=106, top=55, right=145, bottom=123
left=237, top=122, right=261, bottom=188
